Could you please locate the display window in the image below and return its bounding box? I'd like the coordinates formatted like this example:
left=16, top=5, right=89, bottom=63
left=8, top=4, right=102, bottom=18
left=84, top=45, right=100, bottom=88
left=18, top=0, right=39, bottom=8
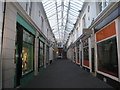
left=73, top=48, right=76, bottom=62
left=46, top=46, right=49, bottom=64
left=22, top=30, right=34, bottom=75
left=96, top=22, right=118, bottom=77
left=40, top=41, right=44, bottom=67
left=83, top=39, right=89, bottom=67
left=16, top=15, right=36, bottom=86
left=97, top=37, right=118, bottom=77
left=77, top=46, right=80, bottom=63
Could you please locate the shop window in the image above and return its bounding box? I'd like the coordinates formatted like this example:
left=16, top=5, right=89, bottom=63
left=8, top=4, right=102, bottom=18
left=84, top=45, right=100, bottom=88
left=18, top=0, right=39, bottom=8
left=46, top=46, right=49, bottom=64
left=97, top=37, right=118, bottom=77
left=83, top=47, right=89, bottom=67
left=22, top=30, right=34, bottom=75
left=83, top=47, right=89, bottom=61
left=73, top=48, right=76, bottom=60
left=40, top=41, right=44, bottom=67
left=77, top=46, right=80, bottom=63
left=83, top=39, right=89, bottom=67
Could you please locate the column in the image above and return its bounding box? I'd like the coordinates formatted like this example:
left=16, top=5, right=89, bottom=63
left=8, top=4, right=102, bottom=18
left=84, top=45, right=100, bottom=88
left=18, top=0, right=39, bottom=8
left=94, top=28, right=98, bottom=76
left=88, top=37, right=92, bottom=72
left=115, top=17, right=120, bottom=82
left=0, top=2, right=4, bottom=89
left=34, top=35, right=39, bottom=75
left=79, top=39, right=82, bottom=66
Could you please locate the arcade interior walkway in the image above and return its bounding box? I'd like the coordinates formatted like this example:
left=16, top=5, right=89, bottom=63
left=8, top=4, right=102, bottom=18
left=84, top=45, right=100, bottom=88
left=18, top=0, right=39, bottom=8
left=20, top=59, right=113, bottom=88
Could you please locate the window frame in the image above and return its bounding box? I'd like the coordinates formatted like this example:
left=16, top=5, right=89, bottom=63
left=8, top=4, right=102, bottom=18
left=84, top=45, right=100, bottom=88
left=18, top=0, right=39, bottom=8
left=22, top=30, right=35, bottom=76
left=95, top=21, right=119, bottom=81
left=82, top=38, right=90, bottom=68
left=96, top=36, right=118, bottom=77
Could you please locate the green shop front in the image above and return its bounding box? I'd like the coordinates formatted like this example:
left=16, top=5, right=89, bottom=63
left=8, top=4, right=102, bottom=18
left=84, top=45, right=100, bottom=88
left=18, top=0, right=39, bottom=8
left=15, top=14, right=36, bottom=87
left=38, top=36, right=50, bottom=71
left=46, top=41, right=50, bottom=65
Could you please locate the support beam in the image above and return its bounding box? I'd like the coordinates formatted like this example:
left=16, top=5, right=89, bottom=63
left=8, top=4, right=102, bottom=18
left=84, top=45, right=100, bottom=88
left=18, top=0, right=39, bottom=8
left=55, top=1, right=60, bottom=42
left=61, top=0, right=64, bottom=42
left=63, top=0, right=71, bottom=44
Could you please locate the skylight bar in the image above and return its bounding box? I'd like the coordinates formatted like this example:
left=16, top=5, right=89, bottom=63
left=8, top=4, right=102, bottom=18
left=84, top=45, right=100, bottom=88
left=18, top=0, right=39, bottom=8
left=44, top=1, right=53, bottom=7
left=72, top=0, right=83, bottom=6
left=42, top=0, right=50, bottom=4
left=70, top=2, right=82, bottom=8
left=70, top=4, right=82, bottom=11
left=69, top=9, right=79, bottom=14
left=70, top=7, right=79, bottom=12
left=45, top=4, right=56, bottom=11
left=48, top=10, right=61, bottom=18
left=69, top=12, right=78, bottom=17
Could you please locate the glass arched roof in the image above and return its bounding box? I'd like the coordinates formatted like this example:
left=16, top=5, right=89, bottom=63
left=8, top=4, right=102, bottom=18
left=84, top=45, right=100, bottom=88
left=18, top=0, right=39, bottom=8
left=42, top=0, right=84, bottom=44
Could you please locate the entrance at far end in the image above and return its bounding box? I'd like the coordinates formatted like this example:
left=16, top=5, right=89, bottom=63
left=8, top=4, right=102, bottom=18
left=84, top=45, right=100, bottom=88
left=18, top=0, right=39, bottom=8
left=57, top=48, right=67, bottom=59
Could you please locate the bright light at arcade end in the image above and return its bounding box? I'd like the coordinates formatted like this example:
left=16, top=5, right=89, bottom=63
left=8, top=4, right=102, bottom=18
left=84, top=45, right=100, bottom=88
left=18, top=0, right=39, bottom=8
left=42, top=0, right=84, bottom=45
left=52, top=48, right=59, bottom=54
left=56, top=51, right=58, bottom=54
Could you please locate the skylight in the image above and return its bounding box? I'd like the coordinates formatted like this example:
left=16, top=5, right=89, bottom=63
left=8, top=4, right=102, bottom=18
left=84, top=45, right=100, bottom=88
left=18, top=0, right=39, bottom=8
left=42, top=0, right=84, bottom=45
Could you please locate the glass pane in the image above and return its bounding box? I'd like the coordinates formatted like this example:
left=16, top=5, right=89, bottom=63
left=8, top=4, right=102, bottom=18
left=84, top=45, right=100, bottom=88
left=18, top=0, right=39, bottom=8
left=77, top=46, right=79, bottom=58
left=22, top=42, right=34, bottom=75
left=46, top=46, right=49, bottom=64
left=97, top=37, right=118, bottom=77
left=40, top=41, right=44, bottom=67
left=74, top=51, right=76, bottom=60
left=42, top=0, right=84, bottom=43
left=23, top=30, right=34, bottom=44
left=83, top=47, right=89, bottom=61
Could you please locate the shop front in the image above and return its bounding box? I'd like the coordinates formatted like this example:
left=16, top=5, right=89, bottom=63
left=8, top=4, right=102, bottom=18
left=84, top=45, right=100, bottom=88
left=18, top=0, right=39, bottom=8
left=94, top=4, right=120, bottom=86
left=15, top=14, right=36, bottom=87
left=96, top=21, right=119, bottom=78
left=73, top=47, right=76, bottom=63
left=76, top=42, right=80, bottom=64
left=82, top=38, right=89, bottom=68
left=38, top=36, right=45, bottom=71
left=46, top=45, right=49, bottom=65
left=81, top=29, right=92, bottom=71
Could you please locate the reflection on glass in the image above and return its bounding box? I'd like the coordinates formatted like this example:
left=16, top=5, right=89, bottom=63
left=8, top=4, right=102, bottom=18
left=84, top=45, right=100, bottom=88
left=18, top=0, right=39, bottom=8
left=22, top=30, right=34, bottom=75
left=97, top=37, right=118, bottom=77
left=22, top=47, right=28, bottom=71
left=83, top=47, right=89, bottom=61
left=83, top=38, right=89, bottom=67
left=40, top=41, right=44, bottom=67
left=73, top=48, right=76, bottom=60
left=46, top=46, right=49, bottom=64
left=77, top=46, right=79, bottom=61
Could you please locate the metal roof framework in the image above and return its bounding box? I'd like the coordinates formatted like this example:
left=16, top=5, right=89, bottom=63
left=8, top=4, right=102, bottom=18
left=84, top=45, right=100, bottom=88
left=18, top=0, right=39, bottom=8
left=42, top=0, right=84, bottom=44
